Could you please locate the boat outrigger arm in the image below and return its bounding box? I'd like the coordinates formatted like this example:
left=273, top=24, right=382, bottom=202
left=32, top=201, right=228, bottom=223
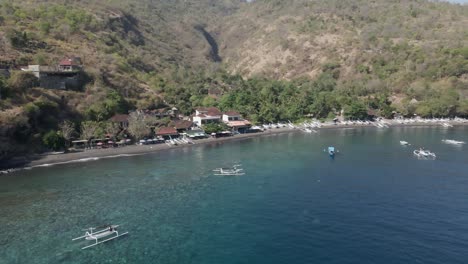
left=213, top=164, right=245, bottom=175
left=72, top=225, right=128, bottom=250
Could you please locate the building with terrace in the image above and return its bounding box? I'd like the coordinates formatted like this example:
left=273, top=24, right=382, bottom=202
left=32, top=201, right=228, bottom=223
left=193, top=107, right=222, bottom=126
left=222, top=111, right=251, bottom=133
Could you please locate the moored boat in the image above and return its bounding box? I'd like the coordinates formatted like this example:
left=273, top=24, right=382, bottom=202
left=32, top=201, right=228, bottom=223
left=72, top=225, right=129, bottom=250
left=327, top=146, right=336, bottom=157
left=442, top=139, right=465, bottom=145
left=413, top=148, right=436, bottom=159
left=400, top=141, right=410, bottom=146
left=213, top=164, right=245, bottom=176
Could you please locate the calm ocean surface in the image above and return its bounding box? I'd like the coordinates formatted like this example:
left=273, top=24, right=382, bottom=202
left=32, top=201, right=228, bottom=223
left=1, top=127, right=468, bottom=264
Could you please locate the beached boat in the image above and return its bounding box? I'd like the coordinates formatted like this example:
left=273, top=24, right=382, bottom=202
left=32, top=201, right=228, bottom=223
left=442, top=139, right=465, bottom=145
left=442, top=123, right=453, bottom=128
left=213, top=164, right=245, bottom=176
left=72, top=225, right=128, bottom=250
left=400, top=141, right=410, bottom=146
left=302, top=128, right=316, bottom=133
left=413, top=148, right=436, bottom=159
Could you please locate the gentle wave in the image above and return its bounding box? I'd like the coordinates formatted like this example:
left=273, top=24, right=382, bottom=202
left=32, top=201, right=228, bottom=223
left=31, top=154, right=144, bottom=168
left=1, top=153, right=144, bottom=174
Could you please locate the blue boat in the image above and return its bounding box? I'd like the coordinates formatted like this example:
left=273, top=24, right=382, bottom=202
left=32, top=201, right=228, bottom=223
left=328, top=146, right=335, bottom=157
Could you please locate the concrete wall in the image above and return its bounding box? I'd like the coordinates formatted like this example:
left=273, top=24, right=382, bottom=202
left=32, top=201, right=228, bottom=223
left=39, top=73, right=82, bottom=90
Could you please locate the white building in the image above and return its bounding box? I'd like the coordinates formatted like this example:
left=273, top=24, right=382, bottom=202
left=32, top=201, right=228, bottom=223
left=193, top=107, right=222, bottom=126
left=222, top=111, right=241, bottom=122
left=222, top=111, right=251, bottom=133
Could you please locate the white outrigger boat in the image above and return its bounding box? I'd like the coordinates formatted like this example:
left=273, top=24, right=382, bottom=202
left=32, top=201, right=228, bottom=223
left=442, top=123, right=453, bottom=128
left=302, top=127, right=317, bottom=133
left=213, top=164, right=245, bottom=176
left=400, top=141, right=410, bottom=146
left=442, top=139, right=465, bottom=145
left=413, top=148, right=436, bottom=159
left=72, top=225, right=128, bottom=250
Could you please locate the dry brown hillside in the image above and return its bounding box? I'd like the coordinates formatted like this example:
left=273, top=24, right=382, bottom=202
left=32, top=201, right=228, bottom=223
left=0, top=0, right=468, bottom=164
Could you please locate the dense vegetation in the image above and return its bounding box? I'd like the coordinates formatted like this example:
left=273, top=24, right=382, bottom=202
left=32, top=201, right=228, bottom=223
left=0, top=0, right=467, bottom=164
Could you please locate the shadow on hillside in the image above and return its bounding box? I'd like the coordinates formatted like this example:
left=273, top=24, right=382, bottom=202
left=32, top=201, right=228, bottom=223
left=194, top=25, right=222, bottom=62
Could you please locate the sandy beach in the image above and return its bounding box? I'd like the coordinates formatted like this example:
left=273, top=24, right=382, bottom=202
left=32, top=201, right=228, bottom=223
left=22, top=127, right=297, bottom=169
left=2, top=119, right=467, bottom=172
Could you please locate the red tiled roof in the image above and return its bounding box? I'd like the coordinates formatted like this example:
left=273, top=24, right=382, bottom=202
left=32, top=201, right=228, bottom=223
left=197, top=114, right=207, bottom=118
left=196, top=107, right=222, bottom=116
left=224, top=111, right=240, bottom=116
left=170, top=120, right=193, bottom=130
left=156, top=127, right=178, bottom=136
left=110, top=114, right=129, bottom=122
left=207, top=111, right=221, bottom=116
left=59, top=57, right=81, bottom=66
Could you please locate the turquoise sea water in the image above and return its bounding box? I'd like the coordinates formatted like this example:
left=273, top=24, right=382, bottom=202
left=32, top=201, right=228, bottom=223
left=1, top=127, right=468, bottom=264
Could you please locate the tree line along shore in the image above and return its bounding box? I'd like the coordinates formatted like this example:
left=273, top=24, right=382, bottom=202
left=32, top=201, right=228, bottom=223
left=1, top=117, right=467, bottom=172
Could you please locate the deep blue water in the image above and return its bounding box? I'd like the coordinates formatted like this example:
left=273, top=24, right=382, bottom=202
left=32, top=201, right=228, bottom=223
left=1, top=127, right=468, bottom=264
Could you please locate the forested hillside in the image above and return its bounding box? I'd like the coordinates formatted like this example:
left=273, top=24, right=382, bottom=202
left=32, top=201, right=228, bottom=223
left=0, top=0, right=467, bottom=163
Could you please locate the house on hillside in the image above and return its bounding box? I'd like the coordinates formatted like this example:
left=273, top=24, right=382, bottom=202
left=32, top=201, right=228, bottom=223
left=110, top=114, right=129, bottom=128
left=193, top=107, right=222, bottom=126
left=222, top=111, right=251, bottom=133
left=58, top=57, right=82, bottom=72
left=20, top=56, right=84, bottom=90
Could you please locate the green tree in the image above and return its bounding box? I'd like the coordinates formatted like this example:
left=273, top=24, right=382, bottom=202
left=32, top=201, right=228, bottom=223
left=344, top=101, right=368, bottom=120
left=415, top=102, right=432, bottom=117
left=202, top=123, right=229, bottom=134
left=309, top=92, right=337, bottom=118
left=85, top=91, right=128, bottom=121
left=457, top=100, right=468, bottom=117
left=202, top=96, right=217, bottom=107
left=38, top=21, right=51, bottom=35
left=7, top=30, right=29, bottom=48
left=42, top=130, right=65, bottom=151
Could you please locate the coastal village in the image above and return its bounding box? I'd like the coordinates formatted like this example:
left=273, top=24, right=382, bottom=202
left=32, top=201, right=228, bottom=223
left=2, top=57, right=256, bottom=151
left=71, top=106, right=255, bottom=150
left=2, top=56, right=468, bottom=157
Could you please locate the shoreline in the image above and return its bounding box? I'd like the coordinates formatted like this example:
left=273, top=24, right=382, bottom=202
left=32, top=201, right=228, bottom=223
left=2, top=127, right=297, bottom=172
left=2, top=121, right=467, bottom=173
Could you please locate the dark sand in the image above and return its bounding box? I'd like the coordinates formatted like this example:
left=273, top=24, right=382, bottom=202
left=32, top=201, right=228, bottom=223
left=3, top=120, right=466, bottom=171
